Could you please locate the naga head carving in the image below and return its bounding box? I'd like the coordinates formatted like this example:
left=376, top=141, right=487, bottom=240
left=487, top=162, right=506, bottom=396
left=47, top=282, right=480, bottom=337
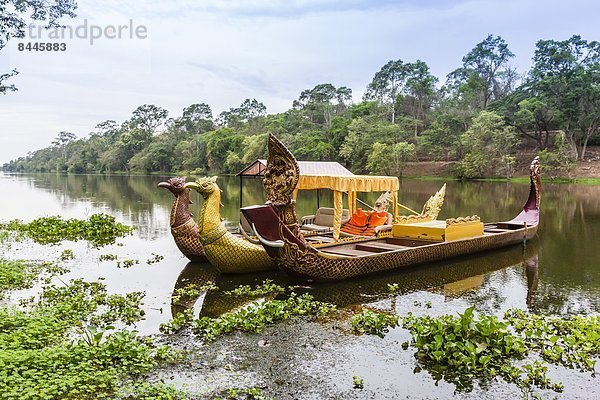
left=184, top=176, right=220, bottom=199
left=158, top=177, right=188, bottom=195
left=263, top=134, right=300, bottom=206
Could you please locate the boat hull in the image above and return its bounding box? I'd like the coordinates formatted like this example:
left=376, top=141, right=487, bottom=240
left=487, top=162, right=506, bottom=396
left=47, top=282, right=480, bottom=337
left=276, top=224, right=537, bottom=281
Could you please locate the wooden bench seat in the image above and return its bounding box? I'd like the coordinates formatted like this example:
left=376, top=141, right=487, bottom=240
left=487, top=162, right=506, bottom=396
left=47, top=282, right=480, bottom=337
left=355, top=242, right=408, bottom=253
left=320, top=248, right=377, bottom=257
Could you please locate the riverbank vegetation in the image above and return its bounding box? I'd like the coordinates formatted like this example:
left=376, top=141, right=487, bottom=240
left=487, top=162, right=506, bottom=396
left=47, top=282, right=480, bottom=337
left=4, top=35, right=599, bottom=179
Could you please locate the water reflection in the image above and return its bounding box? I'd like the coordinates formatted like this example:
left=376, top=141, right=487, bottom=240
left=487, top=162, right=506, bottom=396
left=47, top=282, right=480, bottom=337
left=171, top=242, right=541, bottom=319
left=525, top=254, right=539, bottom=310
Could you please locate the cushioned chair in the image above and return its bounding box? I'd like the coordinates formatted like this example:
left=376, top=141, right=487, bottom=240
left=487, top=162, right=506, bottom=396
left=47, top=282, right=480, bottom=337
left=301, top=207, right=350, bottom=232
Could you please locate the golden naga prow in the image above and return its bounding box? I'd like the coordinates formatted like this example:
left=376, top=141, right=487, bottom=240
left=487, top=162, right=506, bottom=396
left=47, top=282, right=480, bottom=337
left=184, top=176, right=276, bottom=273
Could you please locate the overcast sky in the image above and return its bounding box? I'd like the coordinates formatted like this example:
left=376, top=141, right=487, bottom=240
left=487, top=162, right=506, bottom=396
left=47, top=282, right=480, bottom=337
left=0, top=0, right=598, bottom=164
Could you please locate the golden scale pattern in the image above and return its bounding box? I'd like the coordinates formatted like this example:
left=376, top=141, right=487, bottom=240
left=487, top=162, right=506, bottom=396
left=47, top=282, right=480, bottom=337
left=171, top=218, right=205, bottom=261
left=190, top=176, right=275, bottom=274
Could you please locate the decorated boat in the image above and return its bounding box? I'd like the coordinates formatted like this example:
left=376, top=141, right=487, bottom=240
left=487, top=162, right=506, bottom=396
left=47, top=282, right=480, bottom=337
left=158, top=177, right=207, bottom=262
left=241, top=134, right=541, bottom=282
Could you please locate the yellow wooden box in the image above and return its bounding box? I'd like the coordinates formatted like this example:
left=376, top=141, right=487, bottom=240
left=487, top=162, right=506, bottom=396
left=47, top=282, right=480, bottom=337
left=392, top=220, right=484, bottom=242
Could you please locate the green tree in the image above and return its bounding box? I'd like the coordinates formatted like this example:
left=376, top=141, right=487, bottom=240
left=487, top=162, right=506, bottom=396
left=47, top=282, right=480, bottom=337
left=51, top=131, right=77, bottom=167
left=366, top=142, right=395, bottom=175
left=366, top=142, right=416, bottom=176
left=217, top=98, right=267, bottom=129
left=294, top=130, right=333, bottom=160
left=400, top=60, right=439, bottom=136
left=446, top=34, right=516, bottom=110
left=181, top=103, right=214, bottom=134
left=365, top=60, right=408, bottom=123
left=527, top=35, right=600, bottom=160
left=458, top=111, right=520, bottom=178
left=340, top=118, right=409, bottom=172
left=129, top=139, right=174, bottom=172
left=205, top=128, right=245, bottom=172
left=538, top=131, right=577, bottom=179
left=294, top=83, right=352, bottom=128
left=419, top=113, right=464, bottom=161
left=392, top=142, right=416, bottom=177
left=241, top=134, right=268, bottom=164
left=128, top=104, right=169, bottom=137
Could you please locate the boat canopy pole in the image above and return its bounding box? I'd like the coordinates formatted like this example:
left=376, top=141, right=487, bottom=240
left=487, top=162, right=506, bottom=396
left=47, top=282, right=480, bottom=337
left=333, top=190, right=343, bottom=240
left=396, top=202, right=420, bottom=216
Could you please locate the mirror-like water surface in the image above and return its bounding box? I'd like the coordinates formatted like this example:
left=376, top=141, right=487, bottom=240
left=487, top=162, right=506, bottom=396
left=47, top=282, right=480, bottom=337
left=1, top=172, right=599, bottom=398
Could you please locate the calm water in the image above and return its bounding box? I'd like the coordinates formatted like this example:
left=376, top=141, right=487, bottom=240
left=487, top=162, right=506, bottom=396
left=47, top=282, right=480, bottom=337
left=1, top=172, right=599, bottom=398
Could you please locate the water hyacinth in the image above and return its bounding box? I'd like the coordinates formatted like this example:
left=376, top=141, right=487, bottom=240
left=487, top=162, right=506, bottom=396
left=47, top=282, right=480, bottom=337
left=0, top=213, right=134, bottom=247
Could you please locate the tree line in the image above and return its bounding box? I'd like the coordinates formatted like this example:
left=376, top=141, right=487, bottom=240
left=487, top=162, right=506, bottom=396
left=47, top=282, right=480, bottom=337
left=4, top=34, right=599, bottom=178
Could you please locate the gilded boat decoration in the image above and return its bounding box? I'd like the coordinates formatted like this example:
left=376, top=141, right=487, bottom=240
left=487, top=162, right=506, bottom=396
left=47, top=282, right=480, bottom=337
left=185, top=176, right=276, bottom=274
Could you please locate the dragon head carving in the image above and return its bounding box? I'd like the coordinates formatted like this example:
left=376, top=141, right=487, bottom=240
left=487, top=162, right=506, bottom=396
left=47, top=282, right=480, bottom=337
left=184, top=176, right=220, bottom=199
left=158, top=177, right=187, bottom=195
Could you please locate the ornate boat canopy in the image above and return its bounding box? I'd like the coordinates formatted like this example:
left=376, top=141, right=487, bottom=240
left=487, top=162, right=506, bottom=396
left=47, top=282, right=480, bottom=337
left=295, top=174, right=399, bottom=193
left=260, top=134, right=400, bottom=240
left=238, top=159, right=398, bottom=192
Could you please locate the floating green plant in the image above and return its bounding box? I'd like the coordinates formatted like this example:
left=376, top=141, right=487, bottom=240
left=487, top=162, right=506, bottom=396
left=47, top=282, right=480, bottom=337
left=223, top=279, right=285, bottom=298
left=146, top=253, right=164, bottom=265
left=0, top=259, right=66, bottom=297
left=161, top=292, right=335, bottom=341
left=59, top=249, right=74, bottom=261
left=116, top=259, right=140, bottom=269
left=352, top=375, right=364, bottom=389
left=0, top=213, right=134, bottom=247
left=399, top=307, right=600, bottom=393
left=351, top=309, right=399, bottom=338
left=0, top=276, right=185, bottom=399
left=171, top=282, right=219, bottom=305
left=192, top=293, right=335, bottom=342
left=99, top=253, right=118, bottom=262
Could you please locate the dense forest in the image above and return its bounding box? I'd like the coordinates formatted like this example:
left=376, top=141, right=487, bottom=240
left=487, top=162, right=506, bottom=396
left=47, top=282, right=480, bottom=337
left=4, top=34, right=599, bottom=178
